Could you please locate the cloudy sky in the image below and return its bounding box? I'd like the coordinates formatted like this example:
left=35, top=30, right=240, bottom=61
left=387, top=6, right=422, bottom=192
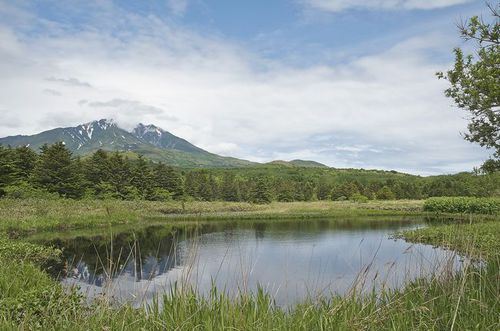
left=0, top=0, right=493, bottom=175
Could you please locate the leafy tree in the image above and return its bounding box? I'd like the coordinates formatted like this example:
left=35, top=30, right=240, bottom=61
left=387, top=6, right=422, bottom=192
left=480, top=158, right=500, bottom=174
left=331, top=181, right=359, bottom=200
left=437, top=4, right=500, bottom=161
left=299, top=180, right=316, bottom=201
left=376, top=186, right=395, bottom=200
left=316, top=178, right=332, bottom=200
left=276, top=179, right=295, bottom=202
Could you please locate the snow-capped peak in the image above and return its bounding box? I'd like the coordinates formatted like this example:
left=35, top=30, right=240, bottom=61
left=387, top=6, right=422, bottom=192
left=133, top=123, right=164, bottom=138
left=78, top=119, right=116, bottom=140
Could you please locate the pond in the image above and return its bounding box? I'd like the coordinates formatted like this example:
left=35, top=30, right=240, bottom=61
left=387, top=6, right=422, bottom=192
left=32, top=217, right=463, bottom=307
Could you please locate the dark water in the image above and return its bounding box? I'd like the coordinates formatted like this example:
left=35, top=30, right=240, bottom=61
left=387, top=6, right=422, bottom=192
left=34, top=218, right=462, bottom=307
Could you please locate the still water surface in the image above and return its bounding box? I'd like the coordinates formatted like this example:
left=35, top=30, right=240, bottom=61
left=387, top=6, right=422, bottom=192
left=35, top=218, right=462, bottom=307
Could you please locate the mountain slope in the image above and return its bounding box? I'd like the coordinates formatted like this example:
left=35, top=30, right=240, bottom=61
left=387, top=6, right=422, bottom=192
left=265, top=160, right=329, bottom=168
left=132, top=123, right=206, bottom=154
left=0, top=119, right=145, bottom=154
left=289, top=160, right=328, bottom=168
left=0, top=119, right=255, bottom=168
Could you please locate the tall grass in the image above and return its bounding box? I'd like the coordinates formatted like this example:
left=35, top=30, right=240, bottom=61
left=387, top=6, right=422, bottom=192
left=0, top=252, right=497, bottom=330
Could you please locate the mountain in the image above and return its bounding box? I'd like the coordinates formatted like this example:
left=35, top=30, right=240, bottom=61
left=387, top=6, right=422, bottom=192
left=0, top=119, right=331, bottom=169
left=288, top=160, right=328, bottom=168
left=0, top=119, right=144, bottom=154
left=132, top=123, right=206, bottom=154
left=0, top=119, right=255, bottom=168
left=265, top=160, right=328, bottom=168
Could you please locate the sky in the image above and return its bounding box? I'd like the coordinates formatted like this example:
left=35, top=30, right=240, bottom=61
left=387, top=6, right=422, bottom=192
left=0, top=0, right=493, bottom=175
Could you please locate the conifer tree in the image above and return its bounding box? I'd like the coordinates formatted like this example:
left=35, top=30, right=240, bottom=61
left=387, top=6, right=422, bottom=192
left=0, top=146, right=16, bottom=196
left=154, top=163, right=184, bottom=199
left=131, top=155, right=154, bottom=199
left=221, top=172, right=239, bottom=201
left=252, top=176, right=272, bottom=204
left=32, top=142, right=83, bottom=198
left=84, top=149, right=111, bottom=191
left=12, top=146, right=37, bottom=181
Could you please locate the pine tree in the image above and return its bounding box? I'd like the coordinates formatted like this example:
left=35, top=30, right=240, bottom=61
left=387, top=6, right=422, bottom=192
left=221, top=172, right=240, bottom=201
left=154, top=163, right=184, bottom=199
left=131, top=155, right=154, bottom=199
left=12, top=146, right=38, bottom=181
left=32, top=142, right=83, bottom=198
left=84, top=149, right=111, bottom=193
left=107, top=152, right=133, bottom=199
left=252, top=176, right=272, bottom=204
left=0, top=146, right=16, bottom=196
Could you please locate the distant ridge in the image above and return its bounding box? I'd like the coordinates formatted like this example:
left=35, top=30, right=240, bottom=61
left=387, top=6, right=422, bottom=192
left=289, top=160, right=328, bottom=168
left=266, top=160, right=328, bottom=168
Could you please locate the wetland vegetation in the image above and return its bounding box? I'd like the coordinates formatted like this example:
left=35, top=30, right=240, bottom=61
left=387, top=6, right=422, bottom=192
left=0, top=198, right=498, bottom=330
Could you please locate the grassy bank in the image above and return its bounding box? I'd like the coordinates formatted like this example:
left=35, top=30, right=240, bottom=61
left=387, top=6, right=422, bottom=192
left=0, top=198, right=425, bottom=235
left=0, top=199, right=498, bottom=330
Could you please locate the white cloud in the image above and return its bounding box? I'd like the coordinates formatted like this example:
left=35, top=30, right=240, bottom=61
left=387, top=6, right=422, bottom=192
left=0, top=2, right=490, bottom=174
left=302, top=0, right=472, bottom=13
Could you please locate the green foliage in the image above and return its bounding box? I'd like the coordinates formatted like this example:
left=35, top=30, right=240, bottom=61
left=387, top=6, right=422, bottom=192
left=480, top=158, right=500, bottom=174
left=0, top=237, right=61, bottom=267
left=0, top=260, right=81, bottom=326
left=376, top=186, right=396, bottom=200
left=2, top=143, right=500, bottom=203
left=32, top=143, right=84, bottom=198
left=148, top=188, right=173, bottom=201
left=437, top=5, right=500, bottom=159
left=350, top=193, right=369, bottom=203
left=3, top=181, right=59, bottom=200
left=423, top=196, right=500, bottom=214
left=252, top=176, right=272, bottom=204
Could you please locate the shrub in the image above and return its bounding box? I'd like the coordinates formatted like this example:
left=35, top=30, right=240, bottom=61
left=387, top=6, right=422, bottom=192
left=376, top=186, right=395, bottom=200
left=350, top=193, right=369, bottom=203
left=423, top=196, right=500, bottom=214
left=3, top=182, right=59, bottom=200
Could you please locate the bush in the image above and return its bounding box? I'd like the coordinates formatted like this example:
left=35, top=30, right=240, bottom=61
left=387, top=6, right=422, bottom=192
left=376, top=186, right=395, bottom=200
left=3, top=182, right=59, bottom=200
left=148, top=188, right=173, bottom=201
left=350, top=193, right=369, bottom=203
left=423, top=197, right=500, bottom=214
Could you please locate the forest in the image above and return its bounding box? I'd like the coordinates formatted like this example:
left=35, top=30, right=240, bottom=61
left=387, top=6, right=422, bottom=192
left=1, top=142, right=498, bottom=203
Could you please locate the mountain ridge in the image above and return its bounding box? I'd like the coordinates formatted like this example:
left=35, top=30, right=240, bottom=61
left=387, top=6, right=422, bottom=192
left=0, top=119, right=329, bottom=169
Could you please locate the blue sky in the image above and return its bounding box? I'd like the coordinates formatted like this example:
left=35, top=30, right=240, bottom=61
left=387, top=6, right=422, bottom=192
left=0, top=0, right=493, bottom=174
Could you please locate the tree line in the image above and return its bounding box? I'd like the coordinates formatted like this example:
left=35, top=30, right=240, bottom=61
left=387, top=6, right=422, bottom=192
left=0, top=143, right=498, bottom=202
